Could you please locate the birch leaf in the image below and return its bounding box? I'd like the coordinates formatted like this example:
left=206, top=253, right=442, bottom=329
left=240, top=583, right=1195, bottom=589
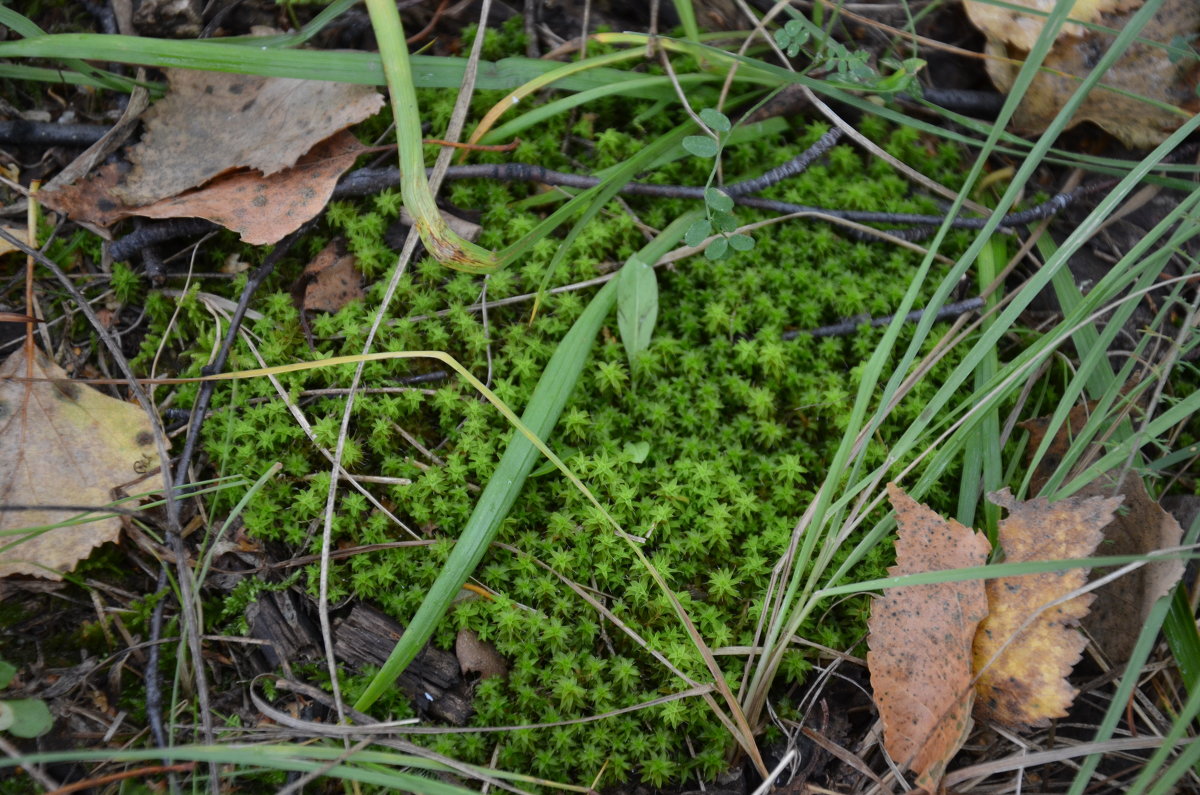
left=868, top=483, right=991, bottom=790
left=115, top=69, right=383, bottom=205
left=972, top=488, right=1122, bottom=729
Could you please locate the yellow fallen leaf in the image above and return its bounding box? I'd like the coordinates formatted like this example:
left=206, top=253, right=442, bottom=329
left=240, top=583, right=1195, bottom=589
left=972, top=488, right=1122, bottom=729
left=0, top=349, right=163, bottom=579
left=868, top=484, right=991, bottom=789
left=0, top=224, right=27, bottom=257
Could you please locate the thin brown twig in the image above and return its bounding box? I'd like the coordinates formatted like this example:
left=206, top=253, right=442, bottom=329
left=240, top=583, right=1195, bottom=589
left=404, top=0, right=450, bottom=44
left=423, top=137, right=521, bottom=152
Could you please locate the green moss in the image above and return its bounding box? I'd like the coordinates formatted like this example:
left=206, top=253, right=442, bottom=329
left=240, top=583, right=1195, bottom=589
left=92, top=26, right=1000, bottom=788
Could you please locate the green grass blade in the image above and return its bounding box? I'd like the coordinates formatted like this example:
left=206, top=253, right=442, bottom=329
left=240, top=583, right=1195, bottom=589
left=1166, top=585, right=1200, bottom=693
left=1165, top=506, right=1200, bottom=696
left=741, top=0, right=1173, bottom=726
left=671, top=0, right=701, bottom=42
left=957, top=233, right=1005, bottom=535
left=363, top=0, right=498, bottom=272
left=467, top=49, right=649, bottom=145
left=359, top=2, right=746, bottom=280
left=1082, top=596, right=1191, bottom=795
left=221, top=0, right=361, bottom=48
left=477, top=73, right=721, bottom=145
left=0, top=62, right=144, bottom=89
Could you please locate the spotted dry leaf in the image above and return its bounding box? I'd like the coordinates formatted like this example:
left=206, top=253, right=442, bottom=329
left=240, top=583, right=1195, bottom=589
left=115, top=69, right=383, bottom=206
left=294, top=238, right=364, bottom=314
left=132, top=131, right=366, bottom=245
left=868, top=483, right=991, bottom=790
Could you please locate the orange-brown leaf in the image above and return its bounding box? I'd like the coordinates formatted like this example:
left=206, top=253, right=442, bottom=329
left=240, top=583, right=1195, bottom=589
left=295, top=239, right=364, bottom=314
left=133, top=131, right=365, bottom=245
left=0, top=350, right=163, bottom=579
left=972, top=489, right=1121, bottom=729
left=41, top=132, right=366, bottom=246
left=455, top=629, right=509, bottom=680
left=868, top=483, right=991, bottom=789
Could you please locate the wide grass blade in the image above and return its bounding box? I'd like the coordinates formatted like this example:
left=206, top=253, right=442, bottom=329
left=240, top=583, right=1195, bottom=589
left=0, top=745, right=528, bottom=793
left=0, top=6, right=135, bottom=92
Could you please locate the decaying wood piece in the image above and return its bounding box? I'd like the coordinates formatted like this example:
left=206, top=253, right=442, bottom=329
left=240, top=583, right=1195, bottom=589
left=217, top=544, right=476, bottom=725
left=245, top=590, right=320, bottom=669
left=334, top=604, right=473, bottom=726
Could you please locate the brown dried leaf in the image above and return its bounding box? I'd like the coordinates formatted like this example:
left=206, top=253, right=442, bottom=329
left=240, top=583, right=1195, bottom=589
left=868, top=483, right=991, bottom=789
left=116, top=69, right=382, bottom=206
left=964, top=0, right=1145, bottom=50
left=1078, top=473, right=1185, bottom=664
left=40, top=133, right=365, bottom=245
left=973, top=489, right=1121, bottom=730
left=973, top=0, right=1200, bottom=147
left=455, top=629, right=508, bottom=680
left=0, top=350, right=162, bottom=579
left=294, top=240, right=364, bottom=314
left=133, top=131, right=365, bottom=245
left=1018, top=399, right=1098, bottom=496
left=38, top=162, right=130, bottom=228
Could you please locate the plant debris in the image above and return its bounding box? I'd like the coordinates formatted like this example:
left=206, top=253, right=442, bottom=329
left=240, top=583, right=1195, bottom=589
left=40, top=69, right=382, bottom=244
left=116, top=69, right=382, bottom=206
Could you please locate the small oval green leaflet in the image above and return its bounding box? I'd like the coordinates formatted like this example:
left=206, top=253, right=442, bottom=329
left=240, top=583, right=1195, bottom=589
left=617, top=255, right=659, bottom=365
left=0, top=699, right=52, bottom=738
left=698, top=107, right=731, bottom=133
left=705, top=236, right=730, bottom=260
left=729, top=233, right=755, bottom=252
left=684, top=218, right=713, bottom=246
left=623, top=440, right=650, bottom=463
left=704, top=187, right=734, bottom=213
left=711, top=210, right=738, bottom=234
left=682, top=135, right=719, bottom=158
